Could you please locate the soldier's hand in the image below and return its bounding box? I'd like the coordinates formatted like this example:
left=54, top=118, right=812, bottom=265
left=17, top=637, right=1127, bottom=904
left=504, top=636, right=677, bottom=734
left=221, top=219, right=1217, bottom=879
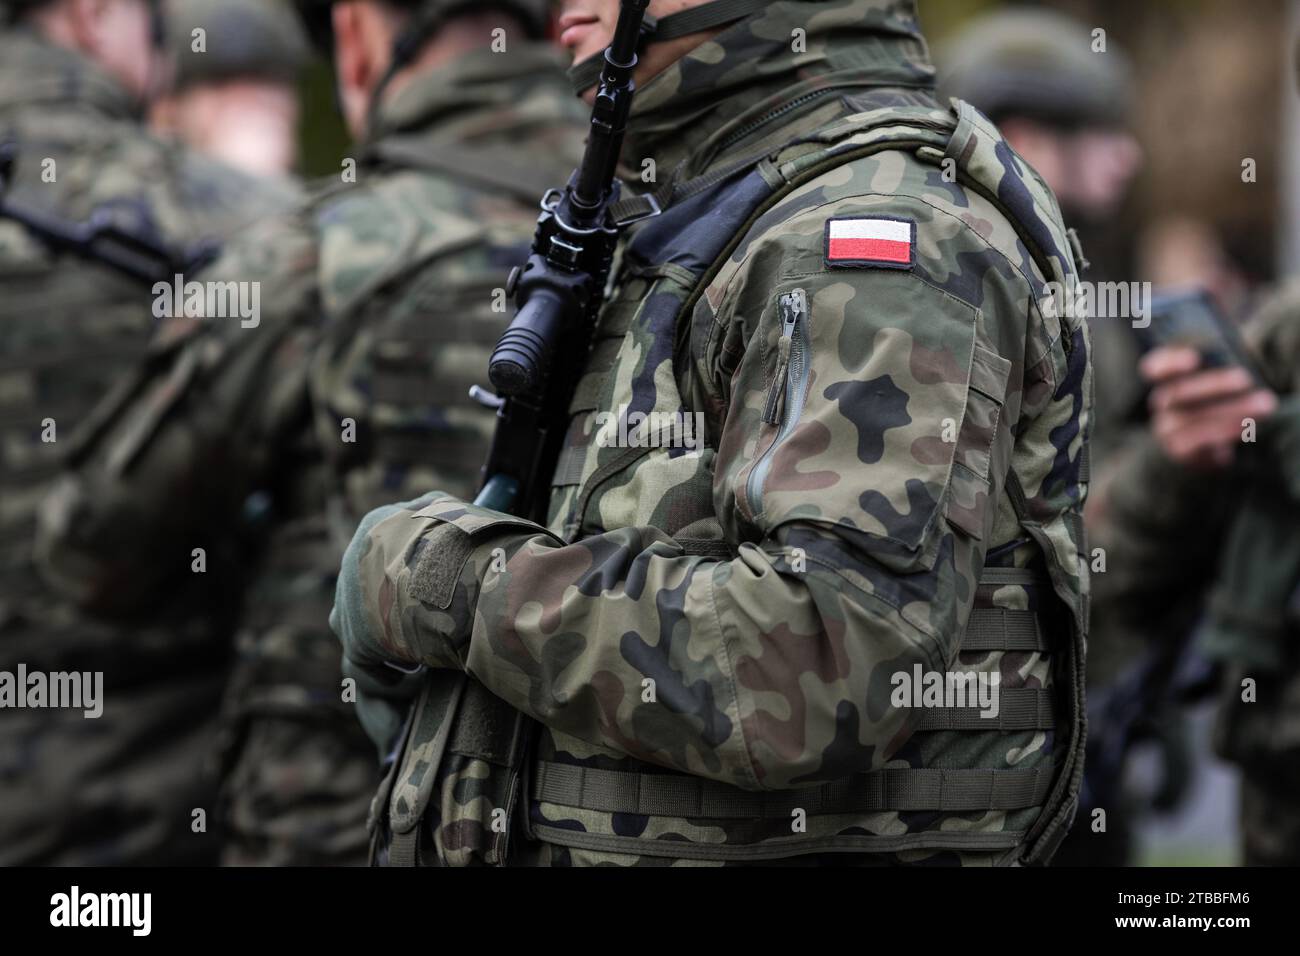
left=1141, top=345, right=1277, bottom=470
left=331, top=491, right=443, bottom=670
left=331, top=492, right=451, bottom=750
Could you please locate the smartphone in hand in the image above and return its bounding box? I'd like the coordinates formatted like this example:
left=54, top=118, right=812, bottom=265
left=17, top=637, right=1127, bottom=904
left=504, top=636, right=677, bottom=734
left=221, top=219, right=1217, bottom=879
left=1133, top=289, right=1263, bottom=383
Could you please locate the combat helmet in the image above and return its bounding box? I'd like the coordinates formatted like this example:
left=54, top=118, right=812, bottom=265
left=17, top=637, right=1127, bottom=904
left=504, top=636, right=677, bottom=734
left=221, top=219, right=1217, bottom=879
left=167, top=0, right=310, bottom=90
left=937, top=7, right=1134, bottom=129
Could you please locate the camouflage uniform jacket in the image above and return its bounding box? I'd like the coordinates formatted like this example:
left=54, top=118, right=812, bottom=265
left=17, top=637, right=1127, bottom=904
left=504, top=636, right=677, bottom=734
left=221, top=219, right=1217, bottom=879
left=35, top=43, right=582, bottom=864
left=0, top=26, right=296, bottom=864
left=337, top=0, right=1093, bottom=866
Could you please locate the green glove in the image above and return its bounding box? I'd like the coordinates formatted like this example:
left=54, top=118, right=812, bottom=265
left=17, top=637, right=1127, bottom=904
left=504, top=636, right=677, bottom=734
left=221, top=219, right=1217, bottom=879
left=331, top=491, right=443, bottom=751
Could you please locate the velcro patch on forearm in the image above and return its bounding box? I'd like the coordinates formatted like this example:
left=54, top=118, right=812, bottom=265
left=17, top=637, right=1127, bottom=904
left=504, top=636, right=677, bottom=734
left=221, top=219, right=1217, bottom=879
left=409, top=522, right=476, bottom=610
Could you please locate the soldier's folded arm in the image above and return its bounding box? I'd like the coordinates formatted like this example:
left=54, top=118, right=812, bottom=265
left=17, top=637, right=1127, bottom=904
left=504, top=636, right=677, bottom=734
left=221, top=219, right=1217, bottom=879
left=338, top=200, right=1030, bottom=791
left=34, top=221, right=321, bottom=617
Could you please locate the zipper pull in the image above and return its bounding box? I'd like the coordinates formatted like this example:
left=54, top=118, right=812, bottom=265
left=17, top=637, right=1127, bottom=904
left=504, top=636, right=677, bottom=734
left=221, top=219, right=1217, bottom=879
left=762, top=290, right=805, bottom=425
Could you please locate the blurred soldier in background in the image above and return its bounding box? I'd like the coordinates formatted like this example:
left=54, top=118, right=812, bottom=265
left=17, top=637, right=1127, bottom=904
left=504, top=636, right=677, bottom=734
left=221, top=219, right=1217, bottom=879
left=37, top=0, right=582, bottom=865
left=1087, top=36, right=1300, bottom=863
left=1090, top=283, right=1299, bottom=865
left=940, top=7, right=1185, bottom=867
left=150, top=0, right=310, bottom=178
left=0, top=0, right=296, bottom=864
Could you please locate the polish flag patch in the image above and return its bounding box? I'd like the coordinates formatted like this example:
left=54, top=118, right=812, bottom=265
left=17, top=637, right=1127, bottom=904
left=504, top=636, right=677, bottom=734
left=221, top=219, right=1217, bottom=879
left=824, top=217, right=915, bottom=269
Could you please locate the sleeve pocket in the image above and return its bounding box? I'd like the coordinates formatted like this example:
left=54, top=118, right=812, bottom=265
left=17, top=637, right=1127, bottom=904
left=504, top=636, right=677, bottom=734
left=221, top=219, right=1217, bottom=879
left=944, top=344, right=1012, bottom=540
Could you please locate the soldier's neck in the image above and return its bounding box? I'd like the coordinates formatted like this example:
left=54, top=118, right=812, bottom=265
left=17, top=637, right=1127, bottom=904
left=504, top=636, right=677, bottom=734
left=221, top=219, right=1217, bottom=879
left=618, top=0, right=935, bottom=196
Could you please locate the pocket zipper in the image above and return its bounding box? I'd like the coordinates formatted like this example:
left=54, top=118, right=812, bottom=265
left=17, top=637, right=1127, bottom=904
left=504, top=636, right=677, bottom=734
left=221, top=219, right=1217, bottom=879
left=761, top=309, right=797, bottom=426
left=748, top=288, right=809, bottom=517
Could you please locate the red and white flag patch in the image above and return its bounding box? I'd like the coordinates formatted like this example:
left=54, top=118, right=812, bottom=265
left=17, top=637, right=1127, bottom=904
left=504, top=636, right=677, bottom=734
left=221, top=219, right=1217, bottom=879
left=824, top=217, right=914, bottom=269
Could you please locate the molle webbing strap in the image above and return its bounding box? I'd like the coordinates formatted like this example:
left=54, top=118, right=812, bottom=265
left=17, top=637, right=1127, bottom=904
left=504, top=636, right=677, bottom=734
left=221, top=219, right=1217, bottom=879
left=961, top=606, right=1049, bottom=652
left=551, top=441, right=587, bottom=488
left=913, top=688, right=1054, bottom=732
left=370, top=703, right=414, bottom=865
left=387, top=823, right=421, bottom=867
left=961, top=571, right=1052, bottom=656
left=528, top=585, right=1057, bottom=822
left=976, top=566, right=1044, bottom=586
left=568, top=0, right=774, bottom=94
left=532, top=762, right=1055, bottom=818
left=999, top=472, right=1087, bottom=866
left=1063, top=511, right=1085, bottom=561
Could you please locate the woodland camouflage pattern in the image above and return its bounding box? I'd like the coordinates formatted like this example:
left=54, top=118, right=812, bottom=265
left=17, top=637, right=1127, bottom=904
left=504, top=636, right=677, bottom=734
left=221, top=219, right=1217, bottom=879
left=37, top=41, right=582, bottom=864
left=1092, top=281, right=1300, bottom=865
left=0, top=25, right=295, bottom=864
left=335, top=0, right=1093, bottom=866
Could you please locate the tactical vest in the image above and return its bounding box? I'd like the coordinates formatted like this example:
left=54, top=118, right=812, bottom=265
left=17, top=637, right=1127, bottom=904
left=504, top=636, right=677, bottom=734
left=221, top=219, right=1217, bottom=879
left=374, top=99, right=1089, bottom=867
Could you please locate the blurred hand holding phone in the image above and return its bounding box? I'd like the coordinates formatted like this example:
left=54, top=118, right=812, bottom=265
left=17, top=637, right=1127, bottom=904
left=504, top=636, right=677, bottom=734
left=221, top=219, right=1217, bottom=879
left=1132, top=289, right=1277, bottom=470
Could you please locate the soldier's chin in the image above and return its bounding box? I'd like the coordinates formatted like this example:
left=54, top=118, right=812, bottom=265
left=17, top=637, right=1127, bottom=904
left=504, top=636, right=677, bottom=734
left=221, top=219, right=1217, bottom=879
left=561, top=20, right=606, bottom=62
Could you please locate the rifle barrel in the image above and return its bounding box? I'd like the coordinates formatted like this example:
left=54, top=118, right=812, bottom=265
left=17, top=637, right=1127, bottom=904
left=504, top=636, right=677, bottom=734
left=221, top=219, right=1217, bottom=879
left=572, top=0, right=649, bottom=215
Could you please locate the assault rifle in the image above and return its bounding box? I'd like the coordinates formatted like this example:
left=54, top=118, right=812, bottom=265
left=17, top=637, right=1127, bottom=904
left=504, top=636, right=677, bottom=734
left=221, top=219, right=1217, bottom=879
left=0, top=140, right=217, bottom=284
left=373, top=0, right=659, bottom=866
left=470, top=0, right=656, bottom=519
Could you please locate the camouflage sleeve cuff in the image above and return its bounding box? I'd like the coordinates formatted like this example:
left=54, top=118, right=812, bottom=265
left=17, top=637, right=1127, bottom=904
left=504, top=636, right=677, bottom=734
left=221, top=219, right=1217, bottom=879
left=360, top=495, right=565, bottom=671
